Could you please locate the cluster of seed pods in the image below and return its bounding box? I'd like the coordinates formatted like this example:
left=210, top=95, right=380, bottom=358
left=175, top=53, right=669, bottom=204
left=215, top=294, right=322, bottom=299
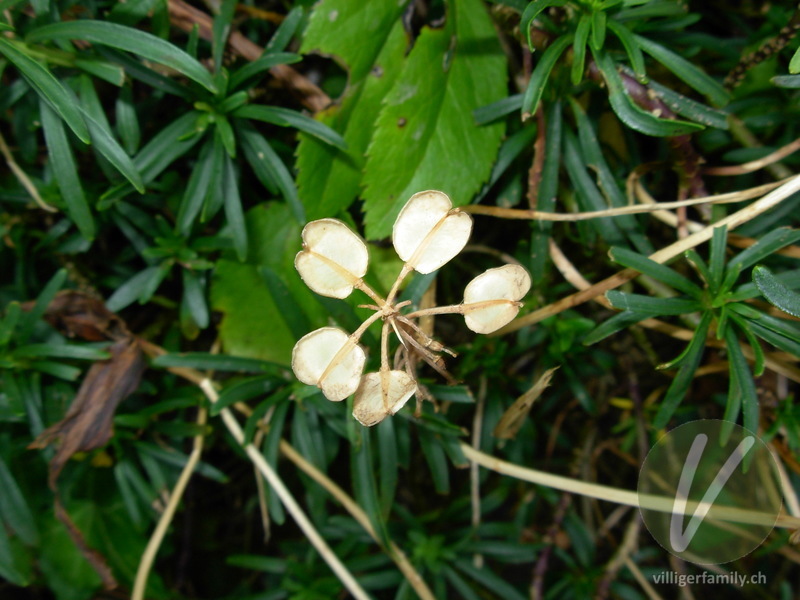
left=291, top=190, right=531, bottom=426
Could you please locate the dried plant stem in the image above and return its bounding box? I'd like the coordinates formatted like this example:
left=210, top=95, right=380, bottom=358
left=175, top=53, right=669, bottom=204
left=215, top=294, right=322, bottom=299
left=278, top=440, right=437, bottom=600
left=497, top=174, right=800, bottom=334
left=464, top=178, right=787, bottom=222
left=132, top=405, right=207, bottom=600
left=460, top=443, right=800, bottom=529
left=0, top=129, right=57, bottom=213
left=199, top=379, right=372, bottom=600
left=704, top=136, right=800, bottom=176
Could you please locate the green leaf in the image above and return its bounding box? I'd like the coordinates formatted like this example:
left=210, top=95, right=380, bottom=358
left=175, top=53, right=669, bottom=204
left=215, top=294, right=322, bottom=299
left=212, top=0, right=236, bottom=74
left=14, top=343, right=109, bottom=360
left=606, top=19, right=644, bottom=76
left=266, top=6, right=303, bottom=53
left=228, top=52, right=301, bottom=90
left=234, top=105, right=347, bottom=150
left=583, top=309, right=651, bottom=345
left=571, top=102, right=652, bottom=253
left=213, top=375, right=282, bottom=416
left=362, top=0, right=507, bottom=238
left=260, top=266, right=310, bottom=340
left=708, top=224, right=727, bottom=293
left=728, top=228, right=800, bottom=273
left=40, top=99, right=94, bottom=240
left=376, top=417, right=398, bottom=517
left=473, top=93, right=523, bottom=125
left=647, top=77, right=729, bottom=129
left=753, top=265, right=800, bottom=318
left=152, top=352, right=283, bottom=374
left=520, top=0, right=566, bottom=50
left=115, top=84, right=141, bottom=155
left=729, top=312, right=765, bottom=377
left=0, top=456, right=39, bottom=545
left=595, top=51, right=704, bottom=136
left=605, top=290, right=700, bottom=315
left=725, top=325, right=758, bottom=433
left=296, top=0, right=409, bottom=220
left=81, top=106, right=145, bottom=193
left=634, top=34, right=728, bottom=106
left=522, top=34, right=571, bottom=118
left=237, top=120, right=304, bottom=223
left=176, top=138, right=215, bottom=234
left=772, top=74, right=800, bottom=88
left=27, top=21, right=217, bottom=93
left=609, top=247, right=700, bottom=297
left=222, top=154, right=248, bottom=261
left=789, top=45, right=800, bottom=74
left=653, top=311, right=712, bottom=429
left=19, top=269, right=66, bottom=343
left=211, top=203, right=327, bottom=365
left=73, top=57, right=126, bottom=86
left=182, top=269, right=209, bottom=329
left=0, top=38, right=90, bottom=143
left=0, top=302, right=22, bottom=347
left=571, top=15, right=591, bottom=85
left=418, top=427, right=450, bottom=494
left=106, top=265, right=162, bottom=311
left=590, top=9, right=607, bottom=50
left=562, top=130, right=627, bottom=246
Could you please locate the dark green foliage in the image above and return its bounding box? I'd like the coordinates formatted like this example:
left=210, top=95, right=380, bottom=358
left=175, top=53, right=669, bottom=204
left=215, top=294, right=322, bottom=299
left=2, top=0, right=800, bottom=598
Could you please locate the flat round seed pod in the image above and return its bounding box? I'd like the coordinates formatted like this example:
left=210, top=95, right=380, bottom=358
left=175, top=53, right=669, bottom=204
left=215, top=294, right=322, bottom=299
left=295, top=218, right=369, bottom=298
left=392, top=190, right=472, bottom=274
left=463, top=264, right=532, bottom=334
left=291, top=327, right=366, bottom=401
left=353, top=370, right=416, bottom=426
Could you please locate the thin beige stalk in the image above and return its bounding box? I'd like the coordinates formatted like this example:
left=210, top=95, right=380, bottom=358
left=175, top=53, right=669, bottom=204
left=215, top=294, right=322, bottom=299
left=278, top=440, right=437, bottom=600
left=0, top=129, right=57, bottom=213
left=132, top=405, right=207, bottom=600
left=497, top=173, right=800, bottom=334
left=199, top=379, right=372, bottom=600
left=460, top=443, right=800, bottom=529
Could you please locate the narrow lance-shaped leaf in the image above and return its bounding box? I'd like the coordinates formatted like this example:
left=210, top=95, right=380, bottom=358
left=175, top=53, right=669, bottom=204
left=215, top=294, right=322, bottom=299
left=462, top=264, right=531, bottom=334
left=295, top=219, right=369, bottom=299
left=27, top=20, right=217, bottom=93
left=753, top=265, right=800, bottom=318
left=292, top=327, right=366, bottom=401
left=392, top=190, right=472, bottom=274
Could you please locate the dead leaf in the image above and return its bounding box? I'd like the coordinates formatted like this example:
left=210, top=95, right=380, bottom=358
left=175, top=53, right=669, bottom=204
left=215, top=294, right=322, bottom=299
left=493, top=367, right=558, bottom=440
left=25, top=292, right=147, bottom=591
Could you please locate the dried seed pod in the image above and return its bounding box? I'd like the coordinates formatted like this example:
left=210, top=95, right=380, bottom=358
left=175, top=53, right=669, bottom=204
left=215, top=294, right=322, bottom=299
left=291, top=327, right=366, bottom=401
left=352, top=370, right=416, bottom=426
left=392, top=190, right=473, bottom=274
left=462, top=264, right=531, bottom=334
left=295, top=218, right=369, bottom=299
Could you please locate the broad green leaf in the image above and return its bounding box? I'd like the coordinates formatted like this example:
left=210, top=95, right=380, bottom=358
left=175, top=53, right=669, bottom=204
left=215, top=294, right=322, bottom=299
left=211, top=203, right=327, bottom=365
left=753, top=265, right=800, bottom=318
left=362, top=0, right=507, bottom=238
left=595, top=51, right=704, bottom=136
left=234, top=105, right=347, bottom=150
left=40, top=100, right=94, bottom=240
left=522, top=34, right=571, bottom=118
left=27, top=21, right=217, bottom=93
left=634, top=34, right=728, bottom=106
left=296, top=0, right=409, bottom=220
left=790, top=45, right=800, bottom=74
left=0, top=38, right=90, bottom=143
